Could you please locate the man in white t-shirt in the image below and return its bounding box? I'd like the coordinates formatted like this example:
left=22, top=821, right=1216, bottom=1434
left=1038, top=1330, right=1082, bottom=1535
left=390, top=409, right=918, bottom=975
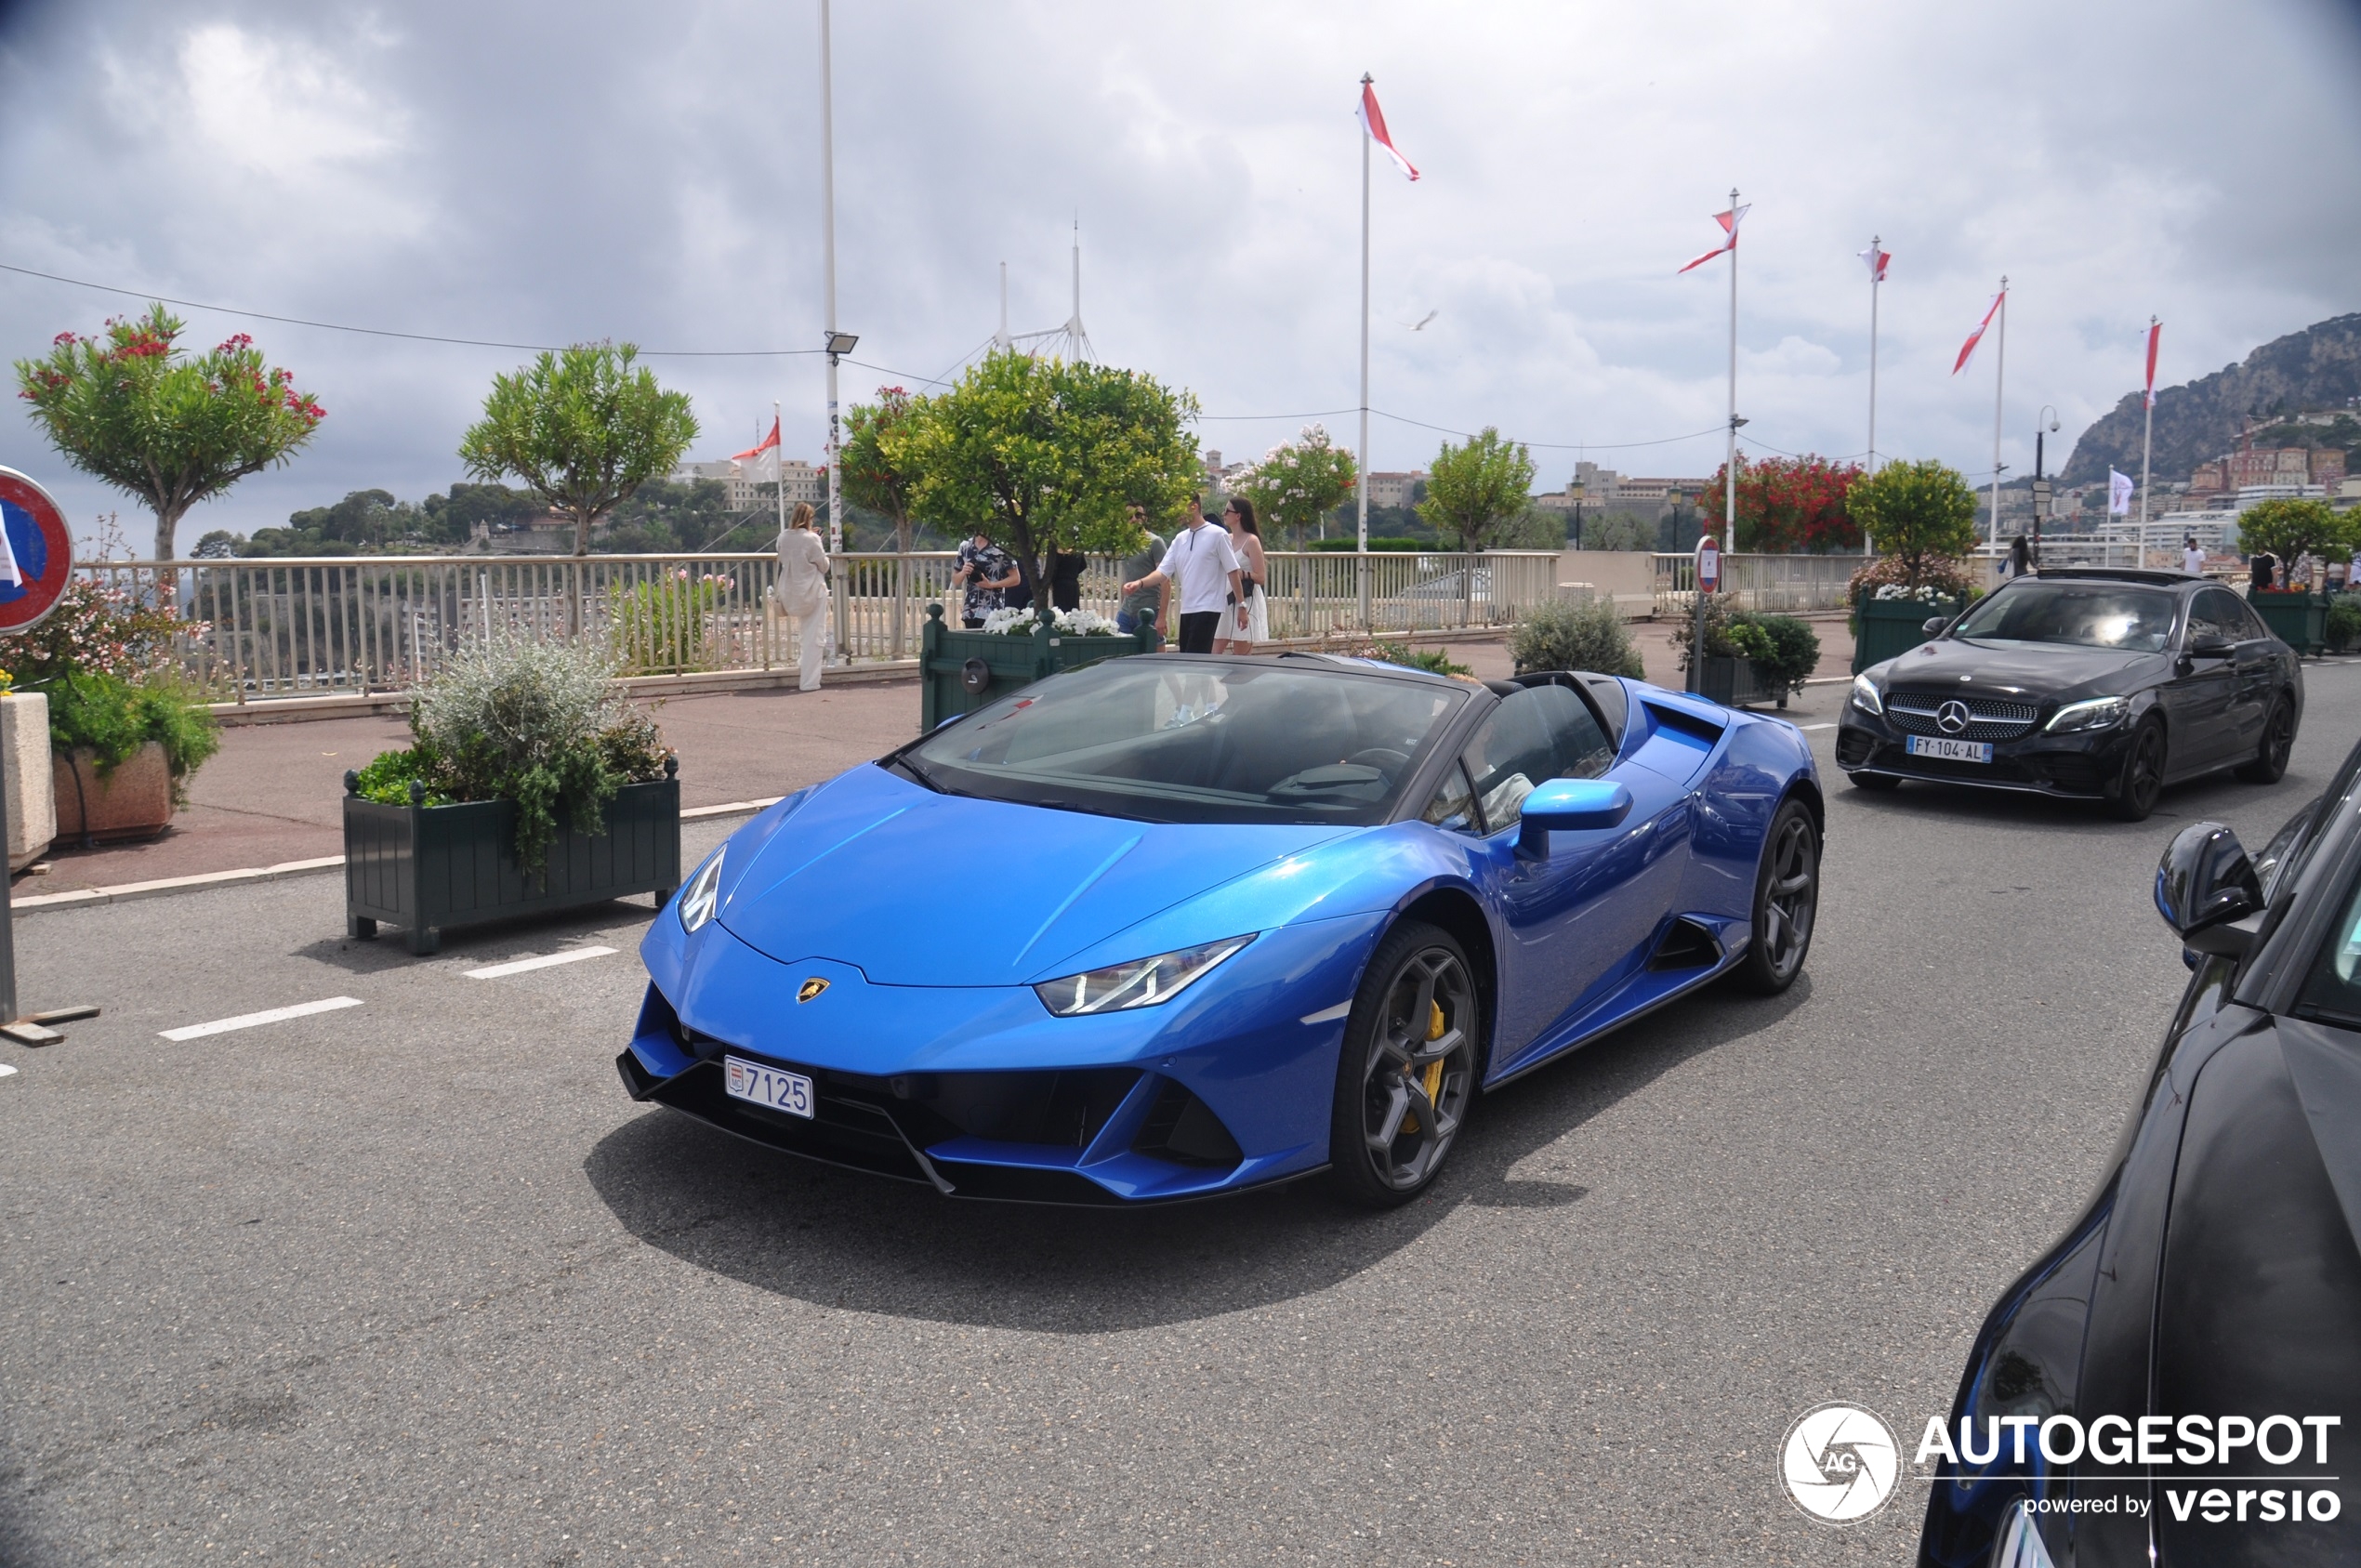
left=2183, top=537, right=2206, bottom=576
left=1122, top=502, right=1243, bottom=653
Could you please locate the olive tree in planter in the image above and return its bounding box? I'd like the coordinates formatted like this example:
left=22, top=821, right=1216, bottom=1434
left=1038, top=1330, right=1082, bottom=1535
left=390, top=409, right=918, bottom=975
left=344, top=638, right=679, bottom=955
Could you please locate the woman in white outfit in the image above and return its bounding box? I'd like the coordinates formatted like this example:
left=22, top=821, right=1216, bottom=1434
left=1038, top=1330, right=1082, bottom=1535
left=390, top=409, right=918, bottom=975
left=773, top=501, right=831, bottom=692
left=1215, top=496, right=1269, bottom=652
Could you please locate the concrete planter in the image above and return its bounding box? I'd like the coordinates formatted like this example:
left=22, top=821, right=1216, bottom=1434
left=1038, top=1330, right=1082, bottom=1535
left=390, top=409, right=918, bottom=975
left=3, top=692, right=56, bottom=870
left=918, top=603, right=1159, bottom=731
left=1852, top=594, right=1964, bottom=675
left=53, top=740, right=172, bottom=845
left=343, top=765, right=682, bottom=955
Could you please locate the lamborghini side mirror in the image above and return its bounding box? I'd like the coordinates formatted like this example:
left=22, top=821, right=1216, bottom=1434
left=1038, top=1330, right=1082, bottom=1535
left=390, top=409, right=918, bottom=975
left=1921, top=616, right=1949, bottom=638
left=1518, top=778, right=1632, bottom=857
left=2156, top=821, right=2264, bottom=958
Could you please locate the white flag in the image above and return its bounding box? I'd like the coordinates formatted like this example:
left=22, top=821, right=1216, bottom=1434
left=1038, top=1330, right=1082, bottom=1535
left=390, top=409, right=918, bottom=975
left=2108, top=469, right=2134, bottom=515
left=733, top=418, right=782, bottom=484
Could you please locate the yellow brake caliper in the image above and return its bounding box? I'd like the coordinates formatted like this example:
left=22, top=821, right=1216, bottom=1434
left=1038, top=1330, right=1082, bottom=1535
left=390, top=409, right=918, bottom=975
left=1401, top=999, right=1447, bottom=1134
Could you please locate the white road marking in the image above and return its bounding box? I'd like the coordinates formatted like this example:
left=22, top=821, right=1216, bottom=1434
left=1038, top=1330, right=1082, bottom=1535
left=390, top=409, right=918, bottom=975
left=160, top=996, right=363, bottom=1042
left=1299, top=1000, right=1352, bottom=1026
left=466, top=946, right=617, bottom=981
left=0, top=1062, right=17, bottom=1078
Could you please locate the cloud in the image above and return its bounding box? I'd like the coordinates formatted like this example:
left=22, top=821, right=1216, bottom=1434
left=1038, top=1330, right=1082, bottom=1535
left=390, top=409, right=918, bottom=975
left=0, top=0, right=2354, bottom=547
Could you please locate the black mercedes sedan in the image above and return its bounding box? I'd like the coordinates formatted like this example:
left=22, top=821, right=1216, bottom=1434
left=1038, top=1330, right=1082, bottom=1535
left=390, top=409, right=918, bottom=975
left=1838, top=569, right=2302, bottom=821
left=1917, top=738, right=2361, bottom=1567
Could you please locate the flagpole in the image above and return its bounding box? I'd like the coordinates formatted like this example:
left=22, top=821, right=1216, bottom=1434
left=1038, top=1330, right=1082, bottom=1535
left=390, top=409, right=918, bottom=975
left=1356, top=72, right=1373, bottom=634
left=818, top=0, right=844, bottom=559
left=2139, top=314, right=2157, bottom=543
left=774, top=399, right=787, bottom=541
left=1723, top=186, right=1739, bottom=557
left=1865, top=235, right=1879, bottom=555
left=1988, top=276, right=2008, bottom=550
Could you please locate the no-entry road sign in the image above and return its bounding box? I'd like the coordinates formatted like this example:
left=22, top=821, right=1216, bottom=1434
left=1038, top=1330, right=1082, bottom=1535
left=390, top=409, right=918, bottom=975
left=0, top=466, right=73, bottom=636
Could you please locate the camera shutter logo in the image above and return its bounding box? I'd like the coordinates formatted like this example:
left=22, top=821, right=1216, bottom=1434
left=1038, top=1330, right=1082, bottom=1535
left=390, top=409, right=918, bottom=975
left=1780, top=1402, right=1901, bottom=1524
left=1936, top=700, right=1972, bottom=735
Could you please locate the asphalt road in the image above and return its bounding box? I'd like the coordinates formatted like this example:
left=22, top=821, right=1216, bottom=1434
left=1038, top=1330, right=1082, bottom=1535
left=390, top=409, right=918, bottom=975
left=3, top=666, right=2355, bottom=1566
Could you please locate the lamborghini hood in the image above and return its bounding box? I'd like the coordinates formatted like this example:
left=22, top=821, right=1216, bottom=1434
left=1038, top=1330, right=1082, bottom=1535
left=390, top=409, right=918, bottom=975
left=714, top=763, right=1351, bottom=985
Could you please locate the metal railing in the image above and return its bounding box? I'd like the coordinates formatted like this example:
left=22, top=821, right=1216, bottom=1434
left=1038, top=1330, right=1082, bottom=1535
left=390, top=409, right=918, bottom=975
left=72, top=548, right=1564, bottom=703
left=1650, top=552, right=1865, bottom=615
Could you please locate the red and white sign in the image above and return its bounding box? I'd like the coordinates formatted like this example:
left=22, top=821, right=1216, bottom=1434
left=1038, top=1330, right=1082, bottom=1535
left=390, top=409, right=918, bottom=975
left=1697, top=536, right=1721, bottom=593
left=0, top=467, right=74, bottom=635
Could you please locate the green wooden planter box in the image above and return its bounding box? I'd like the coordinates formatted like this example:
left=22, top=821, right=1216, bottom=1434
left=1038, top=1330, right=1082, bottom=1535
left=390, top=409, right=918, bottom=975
left=342, top=765, right=681, bottom=955
left=2249, top=590, right=2328, bottom=656
left=1692, top=655, right=1781, bottom=709
left=1852, top=594, right=1964, bottom=675
left=918, top=602, right=1159, bottom=731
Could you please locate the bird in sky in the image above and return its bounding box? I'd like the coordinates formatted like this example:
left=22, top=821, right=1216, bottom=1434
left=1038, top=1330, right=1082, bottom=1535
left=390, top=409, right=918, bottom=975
left=1405, top=310, right=1438, bottom=331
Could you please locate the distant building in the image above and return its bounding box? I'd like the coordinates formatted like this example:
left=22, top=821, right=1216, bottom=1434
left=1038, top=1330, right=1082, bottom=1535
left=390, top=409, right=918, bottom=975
left=1569, top=461, right=1708, bottom=506
left=670, top=456, right=824, bottom=513
left=1366, top=470, right=1428, bottom=508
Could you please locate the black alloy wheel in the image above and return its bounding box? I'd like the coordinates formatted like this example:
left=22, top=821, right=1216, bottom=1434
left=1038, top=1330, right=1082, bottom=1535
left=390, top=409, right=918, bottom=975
left=2106, top=719, right=2167, bottom=822
left=1328, top=921, right=1478, bottom=1208
left=1734, top=798, right=1819, bottom=994
left=2236, top=697, right=2296, bottom=785
left=1846, top=770, right=1900, bottom=792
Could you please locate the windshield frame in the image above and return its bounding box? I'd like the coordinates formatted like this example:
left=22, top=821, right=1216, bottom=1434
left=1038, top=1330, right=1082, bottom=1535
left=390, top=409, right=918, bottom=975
left=889, top=654, right=1484, bottom=827
left=1946, top=578, right=2187, bottom=654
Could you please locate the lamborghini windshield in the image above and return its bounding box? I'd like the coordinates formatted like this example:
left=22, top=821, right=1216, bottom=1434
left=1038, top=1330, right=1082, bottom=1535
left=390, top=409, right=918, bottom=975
left=901, top=659, right=1472, bottom=825
left=1950, top=581, right=2179, bottom=653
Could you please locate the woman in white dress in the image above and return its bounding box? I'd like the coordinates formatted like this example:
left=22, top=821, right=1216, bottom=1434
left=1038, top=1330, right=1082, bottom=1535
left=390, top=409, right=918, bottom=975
left=773, top=502, right=831, bottom=692
left=1215, top=496, right=1269, bottom=652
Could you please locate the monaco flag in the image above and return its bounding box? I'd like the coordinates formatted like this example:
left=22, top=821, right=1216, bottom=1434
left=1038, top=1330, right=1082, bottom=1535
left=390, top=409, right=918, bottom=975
left=2144, top=320, right=2163, bottom=409
left=1953, top=289, right=2006, bottom=375
left=1357, top=79, right=1418, bottom=181
left=1858, top=244, right=1891, bottom=283
left=733, top=417, right=782, bottom=483
left=1678, top=204, right=1750, bottom=273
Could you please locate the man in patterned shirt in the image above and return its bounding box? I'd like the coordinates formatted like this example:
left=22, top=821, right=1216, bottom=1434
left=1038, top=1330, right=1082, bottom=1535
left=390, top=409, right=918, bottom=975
left=952, top=532, right=1020, bottom=627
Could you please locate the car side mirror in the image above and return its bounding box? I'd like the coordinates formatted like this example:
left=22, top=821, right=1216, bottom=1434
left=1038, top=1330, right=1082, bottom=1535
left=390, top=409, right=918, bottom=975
left=1518, top=778, right=1633, bottom=856
left=1921, top=616, right=1950, bottom=638
left=2187, top=632, right=2236, bottom=660
left=2155, top=821, right=2264, bottom=958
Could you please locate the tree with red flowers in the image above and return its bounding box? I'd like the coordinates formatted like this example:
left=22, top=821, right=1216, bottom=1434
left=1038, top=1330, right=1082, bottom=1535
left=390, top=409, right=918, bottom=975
left=14, top=304, right=325, bottom=561
left=1698, top=453, right=1863, bottom=552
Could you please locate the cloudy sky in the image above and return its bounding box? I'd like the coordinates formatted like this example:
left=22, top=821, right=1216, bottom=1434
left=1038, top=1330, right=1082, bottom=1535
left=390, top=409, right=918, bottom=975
left=2, top=0, right=2358, bottom=551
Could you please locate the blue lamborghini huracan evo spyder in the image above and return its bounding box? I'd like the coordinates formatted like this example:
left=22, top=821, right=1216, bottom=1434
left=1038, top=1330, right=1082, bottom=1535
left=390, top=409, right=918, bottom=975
left=619, top=652, right=1823, bottom=1206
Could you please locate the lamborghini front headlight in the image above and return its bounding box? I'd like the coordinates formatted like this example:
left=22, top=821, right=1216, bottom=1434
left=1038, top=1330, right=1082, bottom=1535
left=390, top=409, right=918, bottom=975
left=1034, top=936, right=1255, bottom=1016
left=679, top=847, right=725, bottom=933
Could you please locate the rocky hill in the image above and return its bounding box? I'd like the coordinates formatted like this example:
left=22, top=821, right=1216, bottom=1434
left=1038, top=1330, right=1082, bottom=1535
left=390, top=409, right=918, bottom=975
left=2060, top=312, right=2361, bottom=484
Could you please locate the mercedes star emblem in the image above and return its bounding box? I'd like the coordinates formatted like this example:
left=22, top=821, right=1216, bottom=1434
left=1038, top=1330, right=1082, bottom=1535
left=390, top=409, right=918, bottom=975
left=1936, top=700, right=1972, bottom=735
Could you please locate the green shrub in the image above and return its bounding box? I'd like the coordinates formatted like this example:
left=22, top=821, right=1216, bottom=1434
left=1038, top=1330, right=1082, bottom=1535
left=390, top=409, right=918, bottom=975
left=360, top=638, right=671, bottom=869
left=609, top=572, right=729, bottom=674
left=1369, top=639, right=1471, bottom=678
left=1509, top=598, right=1644, bottom=679
left=2328, top=594, right=2361, bottom=653
left=1741, top=613, right=1822, bottom=694
left=46, top=671, right=220, bottom=801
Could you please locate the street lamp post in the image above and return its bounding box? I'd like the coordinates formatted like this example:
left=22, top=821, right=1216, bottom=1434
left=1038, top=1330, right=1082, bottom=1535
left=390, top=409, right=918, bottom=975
left=2032, top=404, right=2060, bottom=569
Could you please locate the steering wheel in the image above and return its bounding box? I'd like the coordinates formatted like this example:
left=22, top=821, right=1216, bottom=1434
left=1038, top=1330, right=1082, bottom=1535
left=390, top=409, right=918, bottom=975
left=1346, top=747, right=1411, bottom=777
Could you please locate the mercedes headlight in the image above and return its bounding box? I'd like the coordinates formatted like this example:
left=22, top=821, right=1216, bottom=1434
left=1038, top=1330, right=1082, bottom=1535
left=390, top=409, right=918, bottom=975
left=1035, top=936, right=1255, bottom=1016
left=1850, top=674, right=1884, bottom=716
left=678, top=847, right=725, bottom=932
left=2046, top=696, right=2130, bottom=734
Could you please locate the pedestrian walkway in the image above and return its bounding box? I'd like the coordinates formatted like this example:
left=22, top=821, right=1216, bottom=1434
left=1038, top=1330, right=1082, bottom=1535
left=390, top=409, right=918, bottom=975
left=13, top=616, right=1854, bottom=897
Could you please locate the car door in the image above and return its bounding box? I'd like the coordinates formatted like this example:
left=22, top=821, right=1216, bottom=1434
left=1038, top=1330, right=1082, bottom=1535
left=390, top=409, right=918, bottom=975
left=2216, top=587, right=2279, bottom=753
left=1452, top=684, right=1687, bottom=1061
left=2162, top=589, right=2239, bottom=772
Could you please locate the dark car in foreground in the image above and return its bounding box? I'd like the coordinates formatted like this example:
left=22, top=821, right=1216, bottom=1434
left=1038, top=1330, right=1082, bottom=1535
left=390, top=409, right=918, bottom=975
left=1917, top=737, right=2361, bottom=1566
left=1839, top=569, right=2302, bottom=821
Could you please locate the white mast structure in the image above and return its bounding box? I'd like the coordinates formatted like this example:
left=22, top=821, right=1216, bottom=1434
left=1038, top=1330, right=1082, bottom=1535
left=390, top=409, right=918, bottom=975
left=994, top=262, right=1012, bottom=349
left=1009, top=223, right=1094, bottom=364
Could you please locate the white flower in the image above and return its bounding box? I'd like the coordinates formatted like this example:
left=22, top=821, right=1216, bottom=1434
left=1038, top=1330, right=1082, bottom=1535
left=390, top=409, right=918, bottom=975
left=980, top=606, right=1037, bottom=635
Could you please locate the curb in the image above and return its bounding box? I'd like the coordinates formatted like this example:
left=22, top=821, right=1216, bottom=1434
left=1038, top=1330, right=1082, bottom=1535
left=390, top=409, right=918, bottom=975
left=10, top=796, right=785, bottom=916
